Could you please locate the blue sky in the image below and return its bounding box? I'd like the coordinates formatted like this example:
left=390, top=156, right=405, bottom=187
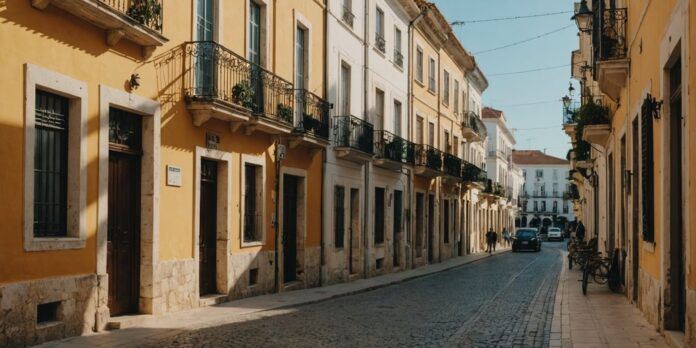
left=432, top=0, right=578, bottom=159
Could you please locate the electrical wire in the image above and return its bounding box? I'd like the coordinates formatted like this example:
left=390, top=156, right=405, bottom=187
left=496, top=99, right=562, bottom=108
left=473, top=24, right=575, bottom=55
left=451, top=11, right=573, bottom=25
left=487, top=64, right=571, bottom=77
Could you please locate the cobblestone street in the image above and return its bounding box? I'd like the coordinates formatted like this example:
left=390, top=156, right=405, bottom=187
left=145, top=244, right=562, bottom=348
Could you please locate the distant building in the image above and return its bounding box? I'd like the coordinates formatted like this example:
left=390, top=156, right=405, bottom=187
left=512, top=150, right=575, bottom=229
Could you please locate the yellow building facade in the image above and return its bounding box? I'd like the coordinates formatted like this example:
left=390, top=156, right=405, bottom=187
left=566, top=0, right=695, bottom=344
left=0, top=0, right=328, bottom=345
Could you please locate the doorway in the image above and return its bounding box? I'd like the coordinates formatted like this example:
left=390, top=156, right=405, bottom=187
left=283, top=175, right=299, bottom=283
left=631, top=118, right=640, bottom=302
left=427, top=194, right=435, bottom=263
left=349, top=188, right=360, bottom=275
left=415, top=193, right=424, bottom=258
left=393, top=190, right=403, bottom=267
left=666, top=57, right=685, bottom=332
left=199, top=159, right=218, bottom=295
left=107, top=108, right=142, bottom=316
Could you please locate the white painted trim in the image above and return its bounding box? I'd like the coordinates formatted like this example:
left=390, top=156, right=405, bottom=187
left=246, top=0, right=271, bottom=67
left=190, top=0, right=223, bottom=42
left=294, top=9, right=313, bottom=91
left=97, top=84, right=161, bottom=314
left=240, top=153, right=267, bottom=247
left=194, top=147, right=233, bottom=295
left=23, top=64, right=87, bottom=252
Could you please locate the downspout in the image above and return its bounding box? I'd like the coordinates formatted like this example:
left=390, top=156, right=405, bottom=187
left=408, top=7, right=428, bottom=268
left=319, top=0, right=329, bottom=287
left=274, top=139, right=282, bottom=293
left=362, top=0, right=371, bottom=279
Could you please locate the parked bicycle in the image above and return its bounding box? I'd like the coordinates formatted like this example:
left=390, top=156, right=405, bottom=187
left=581, top=248, right=623, bottom=295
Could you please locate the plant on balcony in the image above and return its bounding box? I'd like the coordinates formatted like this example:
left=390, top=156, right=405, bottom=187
left=302, top=112, right=319, bottom=132
left=426, top=148, right=442, bottom=169
left=232, top=82, right=254, bottom=109
left=575, top=100, right=610, bottom=126
left=385, top=136, right=405, bottom=160
left=126, top=0, right=163, bottom=30
left=275, top=104, right=292, bottom=123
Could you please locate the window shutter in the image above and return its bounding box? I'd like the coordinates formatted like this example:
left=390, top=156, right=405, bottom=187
left=640, top=98, right=655, bottom=242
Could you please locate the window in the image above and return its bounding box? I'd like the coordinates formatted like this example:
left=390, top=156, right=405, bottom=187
left=375, top=7, right=385, bottom=52
left=374, top=187, right=385, bottom=244
left=536, top=169, right=543, bottom=179
left=196, top=0, right=215, bottom=41
left=393, top=100, right=402, bottom=136
left=522, top=170, right=527, bottom=178
left=453, top=136, right=459, bottom=157
left=334, top=186, right=345, bottom=248
left=534, top=201, right=538, bottom=212
left=394, top=27, right=402, bottom=67
left=416, top=116, right=424, bottom=144
left=428, top=122, right=435, bottom=147
left=553, top=169, right=558, bottom=180
left=34, top=90, right=69, bottom=237
left=541, top=201, right=546, bottom=212
left=244, top=163, right=263, bottom=243
left=540, top=184, right=546, bottom=196
left=563, top=201, right=569, bottom=214
left=553, top=201, right=558, bottom=213
left=443, top=70, right=450, bottom=105
left=444, top=130, right=451, bottom=153
left=428, top=58, right=436, bottom=92
left=340, top=62, right=351, bottom=116
left=454, top=80, right=459, bottom=114
left=342, top=0, right=354, bottom=27
left=249, top=2, right=261, bottom=65
left=416, top=46, right=424, bottom=82
left=295, top=26, right=307, bottom=90
left=552, top=183, right=558, bottom=196
left=374, top=89, right=384, bottom=130
left=523, top=201, right=528, bottom=212
left=443, top=200, right=450, bottom=244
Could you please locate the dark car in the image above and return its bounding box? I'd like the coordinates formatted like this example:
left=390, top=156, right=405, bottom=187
left=512, top=228, right=542, bottom=252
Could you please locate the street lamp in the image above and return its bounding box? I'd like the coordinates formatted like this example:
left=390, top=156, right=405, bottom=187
left=572, top=0, right=593, bottom=34
left=562, top=95, right=571, bottom=109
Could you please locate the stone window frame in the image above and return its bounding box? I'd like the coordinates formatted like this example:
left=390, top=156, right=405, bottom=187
left=240, top=153, right=266, bottom=247
left=96, top=84, right=161, bottom=316
left=294, top=9, right=313, bottom=91
left=194, top=146, right=232, bottom=295
left=190, top=0, right=224, bottom=42
left=23, top=64, right=87, bottom=252
left=246, top=0, right=271, bottom=68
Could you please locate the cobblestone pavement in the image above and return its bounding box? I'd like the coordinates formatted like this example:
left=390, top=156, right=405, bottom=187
left=146, top=244, right=563, bottom=348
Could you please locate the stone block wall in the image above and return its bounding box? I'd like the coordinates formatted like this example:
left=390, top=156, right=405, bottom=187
left=228, top=250, right=275, bottom=300
left=639, top=269, right=661, bottom=328
left=159, top=259, right=198, bottom=313
left=0, top=274, right=97, bottom=347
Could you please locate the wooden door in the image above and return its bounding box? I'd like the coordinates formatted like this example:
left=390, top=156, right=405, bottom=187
left=428, top=194, right=435, bottom=262
left=349, top=188, right=360, bottom=274
left=283, top=175, right=298, bottom=283
left=199, top=159, right=218, bottom=295
left=107, top=109, right=142, bottom=316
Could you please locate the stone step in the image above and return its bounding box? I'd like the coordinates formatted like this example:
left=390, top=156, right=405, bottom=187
left=107, top=314, right=154, bottom=330
left=199, top=294, right=229, bottom=307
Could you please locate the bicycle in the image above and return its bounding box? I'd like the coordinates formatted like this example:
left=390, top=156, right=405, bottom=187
left=581, top=252, right=612, bottom=295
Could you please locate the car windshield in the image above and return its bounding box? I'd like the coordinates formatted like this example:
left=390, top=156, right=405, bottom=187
left=516, top=230, right=536, bottom=238
left=549, top=228, right=560, bottom=232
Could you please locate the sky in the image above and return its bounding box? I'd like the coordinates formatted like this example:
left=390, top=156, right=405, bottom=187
left=432, top=0, right=579, bottom=159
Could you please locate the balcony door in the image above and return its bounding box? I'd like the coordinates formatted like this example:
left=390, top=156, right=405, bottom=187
left=295, top=26, right=307, bottom=125
left=249, top=2, right=263, bottom=113
left=195, top=0, right=215, bottom=96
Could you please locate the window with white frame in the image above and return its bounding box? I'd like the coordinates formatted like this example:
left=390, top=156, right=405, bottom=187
left=394, top=27, right=403, bottom=67
left=454, top=80, right=459, bottom=114
left=443, top=70, right=450, bottom=105
left=416, top=46, right=424, bottom=82
left=428, top=57, right=436, bottom=92
left=375, top=7, right=385, bottom=52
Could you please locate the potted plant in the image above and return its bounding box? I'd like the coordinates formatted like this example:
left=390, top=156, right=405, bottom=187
left=232, top=82, right=254, bottom=109
left=276, top=104, right=293, bottom=123
left=126, top=0, right=163, bottom=30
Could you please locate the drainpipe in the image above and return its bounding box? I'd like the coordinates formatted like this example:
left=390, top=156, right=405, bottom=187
left=274, top=138, right=282, bottom=293
left=319, top=0, right=329, bottom=287
left=408, top=7, right=427, bottom=268
left=362, top=0, right=371, bottom=279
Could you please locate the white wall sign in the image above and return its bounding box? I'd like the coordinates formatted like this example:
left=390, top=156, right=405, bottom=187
left=167, top=165, right=182, bottom=187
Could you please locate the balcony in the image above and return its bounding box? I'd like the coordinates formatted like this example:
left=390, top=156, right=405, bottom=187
left=342, top=6, right=355, bottom=28
left=593, top=8, right=629, bottom=101
left=461, top=112, right=487, bottom=142
left=334, top=115, right=374, bottom=163
left=414, top=145, right=442, bottom=178
left=582, top=124, right=611, bottom=148
left=374, top=131, right=414, bottom=170
left=33, top=0, right=167, bottom=55
left=183, top=41, right=295, bottom=135
left=375, top=34, right=386, bottom=53
left=461, top=161, right=487, bottom=189
left=290, top=89, right=331, bottom=149
left=442, top=153, right=462, bottom=183
left=394, top=50, right=404, bottom=68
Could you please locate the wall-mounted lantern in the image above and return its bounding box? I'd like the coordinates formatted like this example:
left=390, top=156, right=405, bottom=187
left=572, top=0, right=593, bottom=34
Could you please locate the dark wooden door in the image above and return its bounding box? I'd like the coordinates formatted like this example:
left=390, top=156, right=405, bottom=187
left=199, top=159, right=218, bottom=295
left=393, top=190, right=402, bottom=267
left=283, top=175, right=298, bottom=283
left=107, top=151, right=141, bottom=316
left=428, top=194, right=435, bottom=262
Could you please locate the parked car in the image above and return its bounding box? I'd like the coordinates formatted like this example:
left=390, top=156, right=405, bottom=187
left=547, top=227, right=563, bottom=241
left=512, top=228, right=542, bottom=252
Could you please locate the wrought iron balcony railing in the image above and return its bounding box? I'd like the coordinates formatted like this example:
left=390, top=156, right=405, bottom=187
left=415, top=145, right=443, bottom=172
left=101, top=0, right=163, bottom=32
left=334, top=115, right=374, bottom=154
left=442, top=153, right=462, bottom=179
left=394, top=50, right=404, bottom=68
left=294, top=89, right=330, bottom=139
left=375, top=34, right=386, bottom=53
left=593, top=8, right=628, bottom=62
left=342, top=6, right=355, bottom=28
left=183, top=41, right=294, bottom=126
left=461, top=162, right=487, bottom=183
left=462, top=111, right=488, bottom=139
left=374, top=131, right=415, bottom=165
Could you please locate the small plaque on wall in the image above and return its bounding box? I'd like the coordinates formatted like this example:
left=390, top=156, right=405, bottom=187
left=167, top=165, right=182, bottom=187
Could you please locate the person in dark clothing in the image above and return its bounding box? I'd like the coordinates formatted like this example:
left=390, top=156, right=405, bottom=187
left=576, top=221, right=586, bottom=241
left=485, top=228, right=496, bottom=254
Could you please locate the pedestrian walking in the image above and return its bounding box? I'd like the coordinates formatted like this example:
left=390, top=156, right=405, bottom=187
left=502, top=227, right=510, bottom=246
left=485, top=228, right=496, bottom=254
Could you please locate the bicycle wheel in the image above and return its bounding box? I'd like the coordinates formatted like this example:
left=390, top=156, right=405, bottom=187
left=582, top=267, right=589, bottom=295
left=593, top=261, right=610, bottom=284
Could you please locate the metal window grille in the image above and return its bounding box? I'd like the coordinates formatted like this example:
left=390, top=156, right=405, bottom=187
left=34, top=90, right=69, bottom=237
left=334, top=186, right=345, bottom=248
left=641, top=97, right=655, bottom=242
left=374, top=187, right=385, bottom=244
left=244, top=164, right=260, bottom=242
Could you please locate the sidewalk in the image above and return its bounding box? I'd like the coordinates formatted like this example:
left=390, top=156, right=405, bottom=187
left=41, top=248, right=509, bottom=347
left=550, top=251, right=668, bottom=348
